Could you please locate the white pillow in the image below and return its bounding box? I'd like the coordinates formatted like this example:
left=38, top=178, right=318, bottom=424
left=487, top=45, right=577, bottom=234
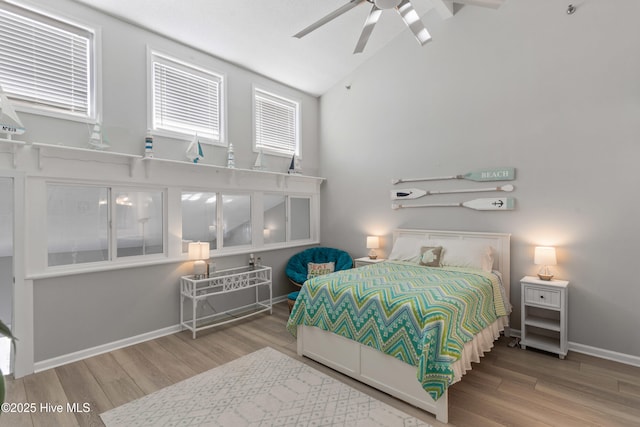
left=431, top=240, right=494, bottom=272
left=389, top=237, right=495, bottom=271
left=388, top=237, right=424, bottom=262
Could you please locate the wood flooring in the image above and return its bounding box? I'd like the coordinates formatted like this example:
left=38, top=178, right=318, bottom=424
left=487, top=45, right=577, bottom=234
left=2, top=301, right=639, bottom=426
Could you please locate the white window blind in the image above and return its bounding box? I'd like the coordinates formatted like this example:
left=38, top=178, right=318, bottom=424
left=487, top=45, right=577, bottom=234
left=0, top=3, right=93, bottom=118
left=152, top=53, right=223, bottom=142
left=254, top=88, right=299, bottom=156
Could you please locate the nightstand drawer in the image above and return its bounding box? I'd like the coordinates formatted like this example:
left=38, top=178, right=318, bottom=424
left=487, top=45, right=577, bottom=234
left=524, top=286, right=561, bottom=308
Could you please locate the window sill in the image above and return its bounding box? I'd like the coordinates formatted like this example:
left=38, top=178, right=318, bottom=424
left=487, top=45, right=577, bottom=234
left=14, top=103, right=95, bottom=124
left=26, top=240, right=320, bottom=280
left=150, top=128, right=225, bottom=146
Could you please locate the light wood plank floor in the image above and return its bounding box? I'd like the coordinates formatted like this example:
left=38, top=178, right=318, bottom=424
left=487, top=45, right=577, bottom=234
left=2, top=301, right=639, bottom=426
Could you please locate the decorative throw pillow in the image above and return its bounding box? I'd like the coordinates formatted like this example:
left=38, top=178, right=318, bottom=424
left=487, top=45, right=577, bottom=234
left=419, top=246, right=443, bottom=267
left=307, top=261, right=335, bottom=279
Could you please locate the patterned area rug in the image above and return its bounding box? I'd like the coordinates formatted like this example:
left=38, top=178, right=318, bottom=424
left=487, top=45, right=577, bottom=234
left=100, top=347, right=432, bottom=427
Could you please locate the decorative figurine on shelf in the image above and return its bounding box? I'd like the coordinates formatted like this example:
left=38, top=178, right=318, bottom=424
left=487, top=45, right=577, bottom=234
left=144, top=129, right=154, bottom=158
left=0, top=84, right=25, bottom=139
left=227, top=142, right=235, bottom=168
left=288, top=154, right=302, bottom=175
left=88, top=120, right=110, bottom=150
left=186, top=133, right=203, bottom=163
left=252, top=147, right=265, bottom=170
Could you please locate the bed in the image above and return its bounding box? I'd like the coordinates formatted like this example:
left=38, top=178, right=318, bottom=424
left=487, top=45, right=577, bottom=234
left=286, top=229, right=511, bottom=423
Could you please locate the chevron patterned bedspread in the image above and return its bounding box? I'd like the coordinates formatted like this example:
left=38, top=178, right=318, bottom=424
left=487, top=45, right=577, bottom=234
left=286, top=261, right=509, bottom=400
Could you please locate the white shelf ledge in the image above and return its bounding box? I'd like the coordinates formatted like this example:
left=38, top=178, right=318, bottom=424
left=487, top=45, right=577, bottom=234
left=0, top=137, right=27, bottom=146
left=32, top=142, right=142, bottom=159
left=31, top=142, right=142, bottom=176
left=141, top=156, right=325, bottom=185
left=2, top=139, right=325, bottom=186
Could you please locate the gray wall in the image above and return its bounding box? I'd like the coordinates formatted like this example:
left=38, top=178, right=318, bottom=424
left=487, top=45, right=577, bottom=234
left=19, top=0, right=320, bottom=176
left=19, top=0, right=320, bottom=363
left=34, top=247, right=307, bottom=361
left=319, top=0, right=640, bottom=357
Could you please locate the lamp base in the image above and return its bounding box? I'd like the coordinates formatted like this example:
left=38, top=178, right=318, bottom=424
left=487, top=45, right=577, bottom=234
left=193, top=260, right=207, bottom=279
left=537, top=273, right=554, bottom=281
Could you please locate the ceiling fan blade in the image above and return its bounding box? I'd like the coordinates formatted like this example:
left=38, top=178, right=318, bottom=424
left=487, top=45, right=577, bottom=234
left=397, top=0, right=431, bottom=46
left=294, top=0, right=365, bottom=39
left=353, top=4, right=382, bottom=54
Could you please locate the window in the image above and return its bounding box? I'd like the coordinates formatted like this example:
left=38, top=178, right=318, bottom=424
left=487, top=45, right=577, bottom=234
left=254, top=88, right=299, bottom=157
left=47, top=184, right=164, bottom=266
left=0, top=2, right=95, bottom=119
left=181, top=191, right=254, bottom=251
left=182, top=192, right=217, bottom=251
left=222, top=194, right=251, bottom=247
left=263, top=194, right=311, bottom=244
left=115, top=190, right=163, bottom=258
left=47, top=185, right=108, bottom=266
left=290, top=197, right=311, bottom=241
left=263, top=194, right=286, bottom=245
left=150, top=51, right=224, bottom=143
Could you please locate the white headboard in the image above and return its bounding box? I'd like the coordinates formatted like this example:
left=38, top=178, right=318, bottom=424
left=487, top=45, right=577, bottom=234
left=392, top=229, right=511, bottom=304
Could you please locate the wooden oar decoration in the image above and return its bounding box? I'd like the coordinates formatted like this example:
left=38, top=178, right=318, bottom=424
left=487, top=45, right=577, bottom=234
left=392, top=167, right=515, bottom=185
left=391, top=184, right=514, bottom=200
left=392, top=197, right=515, bottom=211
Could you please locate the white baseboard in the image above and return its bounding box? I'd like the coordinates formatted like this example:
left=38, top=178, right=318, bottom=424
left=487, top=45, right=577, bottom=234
left=569, top=342, right=640, bottom=368
left=510, top=329, right=640, bottom=368
left=33, top=295, right=290, bottom=373
left=34, top=324, right=181, bottom=373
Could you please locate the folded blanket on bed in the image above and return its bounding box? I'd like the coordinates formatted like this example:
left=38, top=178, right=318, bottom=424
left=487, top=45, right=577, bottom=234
left=286, top=261, right=508, bottom=400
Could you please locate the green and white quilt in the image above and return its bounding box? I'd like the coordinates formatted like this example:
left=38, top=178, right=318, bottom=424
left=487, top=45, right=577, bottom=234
left=286, top=261, right=509, bottom=400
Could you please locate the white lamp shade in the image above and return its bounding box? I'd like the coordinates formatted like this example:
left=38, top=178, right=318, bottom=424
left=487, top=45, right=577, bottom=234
left=534, top=246, right=557, bottom=266
left=366, top=236, right=380, bottom=249
left=188, top=241, right=210, bottom=260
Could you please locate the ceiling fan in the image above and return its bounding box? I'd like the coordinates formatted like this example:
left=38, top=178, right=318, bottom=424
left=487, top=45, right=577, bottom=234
left=294, top=0, right=431, bottom=54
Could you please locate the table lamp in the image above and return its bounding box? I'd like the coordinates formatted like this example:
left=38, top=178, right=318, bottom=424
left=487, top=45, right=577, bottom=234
left=366, top=236, right=380, bottom=259
left=188, top=241, right=210, bottom=279
left=534, top=246, right=556, bottom=281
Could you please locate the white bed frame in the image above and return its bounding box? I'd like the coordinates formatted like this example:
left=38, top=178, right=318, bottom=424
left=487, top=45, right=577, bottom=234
left=296, top=229, right=511, bottom=423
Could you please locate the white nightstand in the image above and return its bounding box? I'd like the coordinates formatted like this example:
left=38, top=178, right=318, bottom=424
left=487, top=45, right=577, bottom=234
left=354, top=257, right=386, bottom=268
left=520, top=276, right=569, bottom=359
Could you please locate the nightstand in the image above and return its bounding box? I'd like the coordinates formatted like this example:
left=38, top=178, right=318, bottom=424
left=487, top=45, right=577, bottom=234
left=520, top=276, right=569, bottom=359
left=354, top=257, right=386, bottom=268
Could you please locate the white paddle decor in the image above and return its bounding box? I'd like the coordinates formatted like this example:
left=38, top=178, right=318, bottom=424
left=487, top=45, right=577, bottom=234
left=392, top=167, right=515, bottom=185
left=392, top=197, right=515, bottom=211
left=391, top=184, right=514, bottom=200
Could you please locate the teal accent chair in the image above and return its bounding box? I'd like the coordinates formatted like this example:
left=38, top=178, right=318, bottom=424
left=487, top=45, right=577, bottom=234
left=286, top=247, right=352, bottom=312
left=286, top=247, right=353, bottom=287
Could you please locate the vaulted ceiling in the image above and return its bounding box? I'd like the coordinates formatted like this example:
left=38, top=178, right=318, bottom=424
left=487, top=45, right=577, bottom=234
left=73, top=0, right=503, bottom=96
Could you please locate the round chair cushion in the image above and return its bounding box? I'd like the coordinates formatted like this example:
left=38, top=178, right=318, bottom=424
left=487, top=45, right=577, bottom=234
left=286, top=247, right=353, bottom=286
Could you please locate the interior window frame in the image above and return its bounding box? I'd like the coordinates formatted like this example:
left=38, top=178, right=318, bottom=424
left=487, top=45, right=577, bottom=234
left=45, top=182, right=168, bottom=269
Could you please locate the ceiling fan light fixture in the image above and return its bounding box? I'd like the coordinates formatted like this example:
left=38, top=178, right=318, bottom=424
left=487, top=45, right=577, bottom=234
left=398, top=1, right=431, bottom=45
left=373, top=0, right=402, bottom=10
